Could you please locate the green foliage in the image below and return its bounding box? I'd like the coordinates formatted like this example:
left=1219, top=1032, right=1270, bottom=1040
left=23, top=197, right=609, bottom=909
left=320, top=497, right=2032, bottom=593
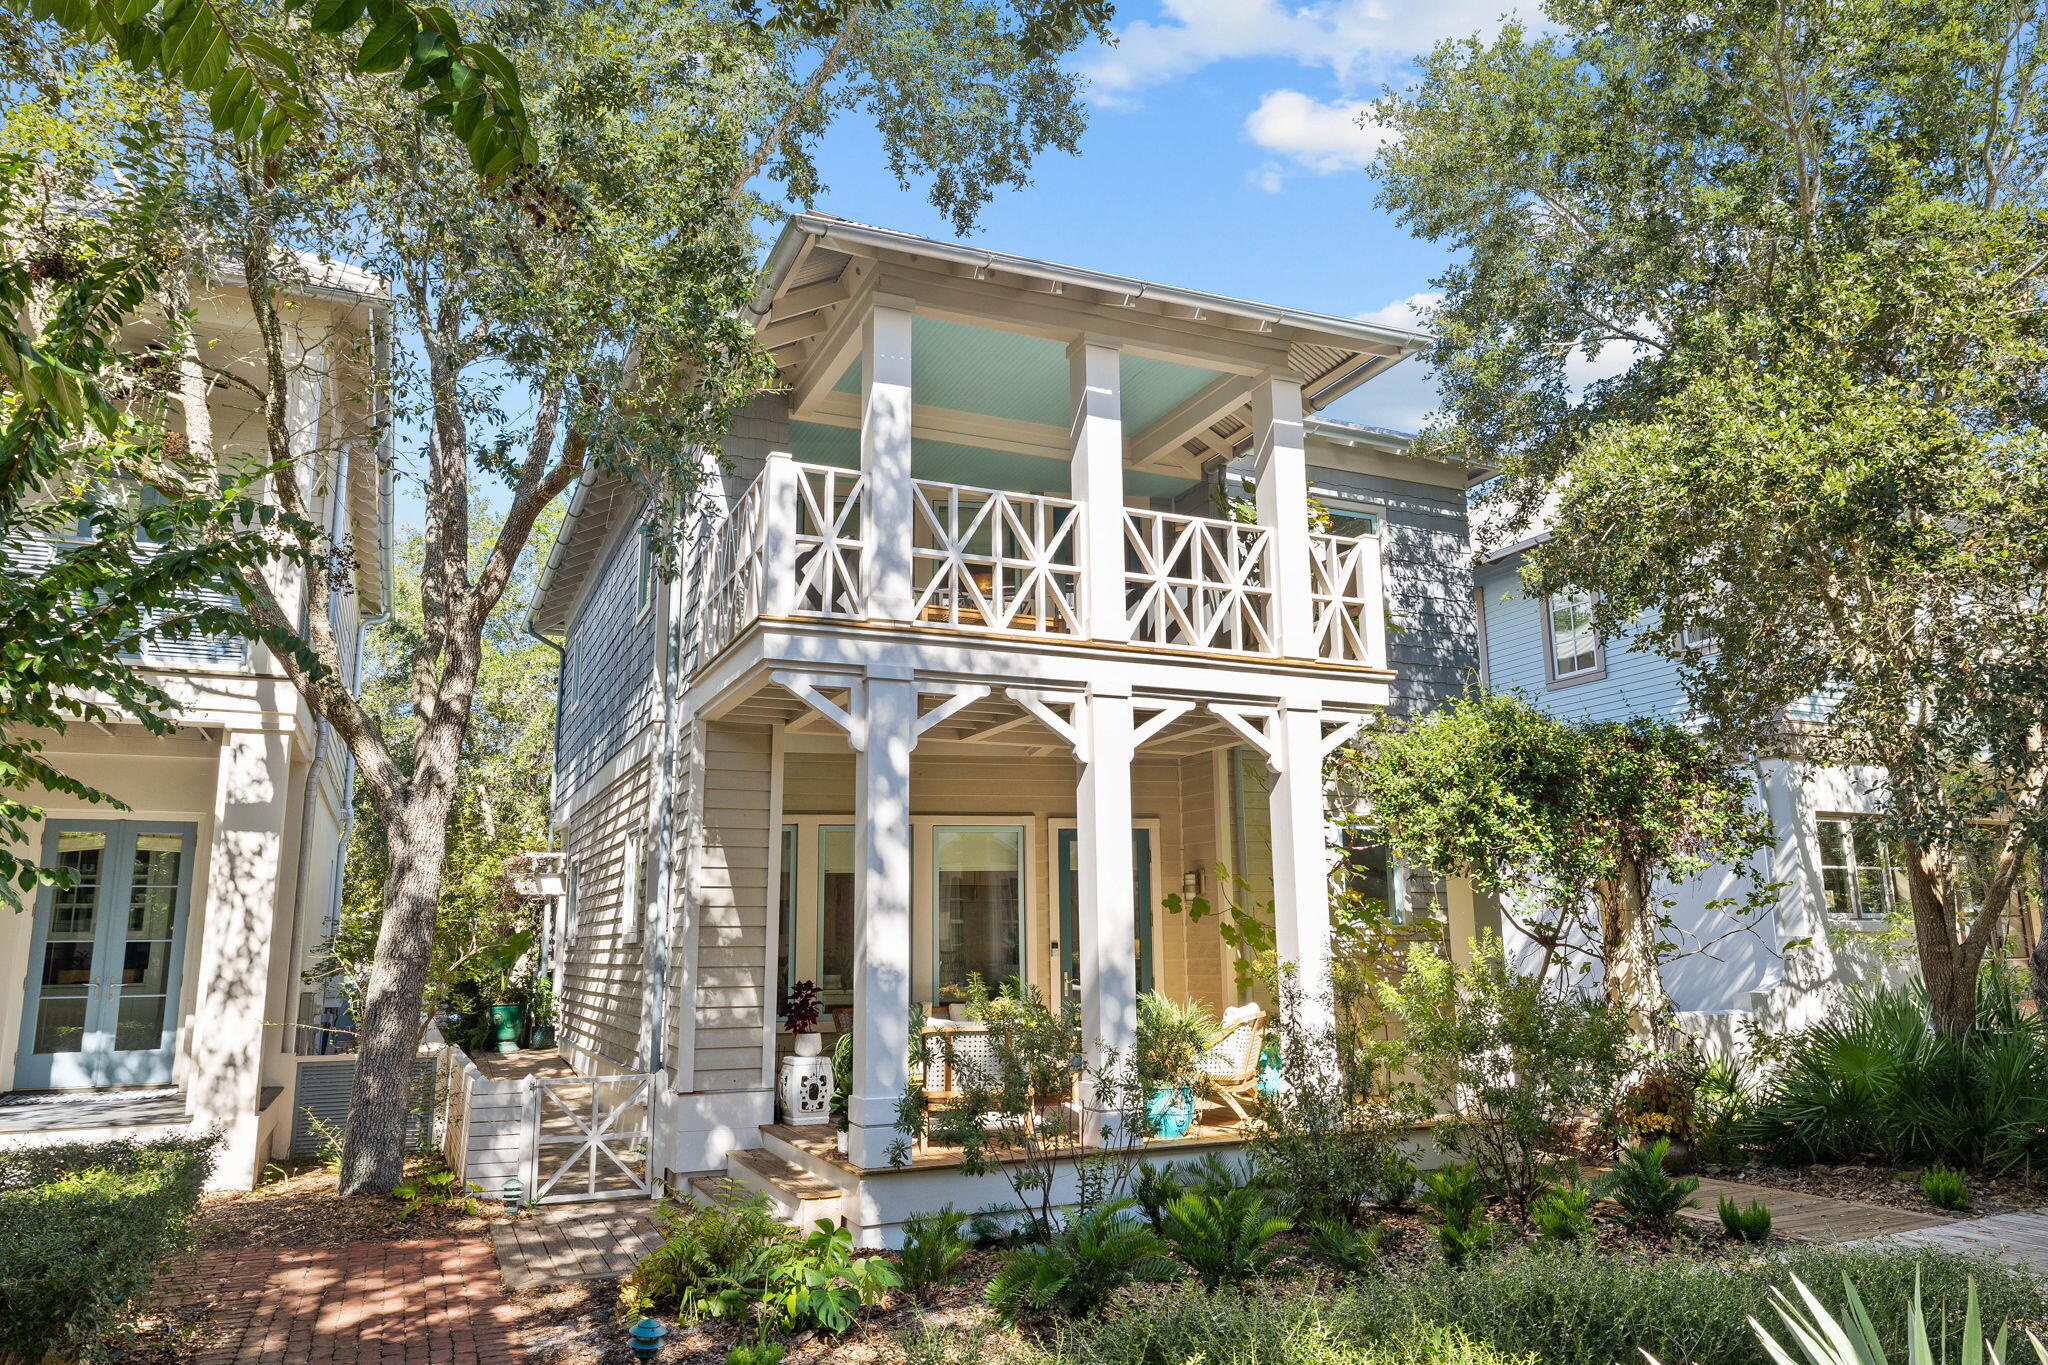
left=1742, top=979, right=2048, bottom=1171
left=724, top=1343, right=787, bottom=1365
left=1159, top=1186, right=1293, bottom=1292
left=1593, top=1140, right=1699, bottom=1234
left=1920, top=1167, right=1972, bottom=1212
left=986, top=1201, right=1177, bottom=1326
left=1245, top=975, right=1405, bottom=1225
left=392, top=1161, right=478, bottom=1217
left=1345, top=695, right=1773, bottom=1024
left=1304, top=1217, right=1384, bottom=1276
left=1528, top=1181, right=1594, bottom=1243
left=1654, top=1275, right=2021, bottom=1365
left=1421, top=1163, right=1502, bottom=1268
left=1380, top=935, right=1633, bottom=1214
left=1135, top=992, right=1215, bottom=1096
left=1372, top=1149, right=1420, bottom=1210
left=1133, top=1162, right=1188, bottom=1235
left=1161, top=864, right=1279, bottom=997
left=770, top=1221, right=900, bottom=1336
left=0, top=1135, right=217, bottom=1364
left=1718, top=1196, right=1772, bottom=1244
left=1372, top=0, right=2048, bottom=1033
left=898, top=1206, right=973, bottom=1295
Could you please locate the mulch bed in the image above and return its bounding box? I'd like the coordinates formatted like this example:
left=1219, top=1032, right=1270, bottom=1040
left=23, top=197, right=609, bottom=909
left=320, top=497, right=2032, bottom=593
left=1699, top=1162, right=2048, bottom=1219
left=196, top=1157, right=518, bottom=1251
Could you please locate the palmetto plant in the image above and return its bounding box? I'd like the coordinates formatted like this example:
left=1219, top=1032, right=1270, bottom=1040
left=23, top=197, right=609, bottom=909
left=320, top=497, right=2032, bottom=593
left=1160, top=1186, right=1294, bottom=1291
left=985, top=1201, right=1177, bottom=1325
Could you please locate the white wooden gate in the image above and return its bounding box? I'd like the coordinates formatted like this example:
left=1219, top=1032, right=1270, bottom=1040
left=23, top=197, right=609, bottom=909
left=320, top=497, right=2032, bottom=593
left=525, top=1071, right=657, bottom=1204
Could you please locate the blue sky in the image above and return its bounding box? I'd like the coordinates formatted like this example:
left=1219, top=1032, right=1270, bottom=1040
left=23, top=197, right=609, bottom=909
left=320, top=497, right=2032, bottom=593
left=796, top=0, right=1544, bottom=434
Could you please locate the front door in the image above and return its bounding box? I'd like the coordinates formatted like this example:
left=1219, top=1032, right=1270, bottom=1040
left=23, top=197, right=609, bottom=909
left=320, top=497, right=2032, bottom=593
left=16, top=821, right=195, bottom=1089
left=1056, top=828, right=1154, bottom=1003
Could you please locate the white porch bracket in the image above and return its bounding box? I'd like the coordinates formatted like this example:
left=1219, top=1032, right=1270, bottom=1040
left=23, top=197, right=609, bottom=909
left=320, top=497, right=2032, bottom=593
left=1002, top=687, right=1089, bottom=761
left=770, top=670, right=866, bottom=751
left=1206, top=702, right=1280, bottom=767
left=1319, top=715, right=1366, bottom=759
left=913, top=684, right=991, bottom=740
left=1129, top=699, right=1195, bottom=750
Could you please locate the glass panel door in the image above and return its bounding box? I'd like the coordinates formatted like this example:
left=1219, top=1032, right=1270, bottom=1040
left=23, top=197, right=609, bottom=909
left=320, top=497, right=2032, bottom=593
left=1055, top=828, right=1153, bottom=1002
left=933, top=826, right=1024, bottom=1003
left=818, top=826, right=855, bottom=1002
left=16, top=822, right=193, bottom=1088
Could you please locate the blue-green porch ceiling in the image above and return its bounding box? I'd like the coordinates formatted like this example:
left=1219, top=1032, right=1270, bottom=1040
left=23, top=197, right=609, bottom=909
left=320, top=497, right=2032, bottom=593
left=829, top=315, right=1224, bottom=432
left=787, top=421, right=1199, bottom=501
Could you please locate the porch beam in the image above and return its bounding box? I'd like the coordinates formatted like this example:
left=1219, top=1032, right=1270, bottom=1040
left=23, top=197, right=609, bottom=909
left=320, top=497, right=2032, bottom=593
left=861, top=296, right=918, bottom=623
left=1128, top=373, right=1255, bottom=471
left=1076, top=685, right=1137, bottom=1145
left=1269, top=703, right=1333, bottom=1035
left=1069, top=338, right=1128, bottom=643
left=1252, top=373, right=1317, bottom=660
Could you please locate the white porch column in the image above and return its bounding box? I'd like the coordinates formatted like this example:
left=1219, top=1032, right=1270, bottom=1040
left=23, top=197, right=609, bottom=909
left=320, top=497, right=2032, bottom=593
left=759, top=451, right=801, bottom=618
left=1069, top=339, right=1128, bottom=643
left=848, top=668, right=917, bottom=1168
left=1252, top=373, right=1316, bottom=660
left=861, top=297, right=917, bottom=623
left=1076, top=685, right=1136, bottom=1143
left=1268, top=704, right=1333, bottom=1035
left=191, top=726, right=292, bottom=1188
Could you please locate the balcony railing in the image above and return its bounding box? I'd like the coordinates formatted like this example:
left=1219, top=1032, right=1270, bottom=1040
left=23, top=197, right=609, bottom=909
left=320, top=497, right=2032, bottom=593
left=696, top=456, right=1384, bottom=671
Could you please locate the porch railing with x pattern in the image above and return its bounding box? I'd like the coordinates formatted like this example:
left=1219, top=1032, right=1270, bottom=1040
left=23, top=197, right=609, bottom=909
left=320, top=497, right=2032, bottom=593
left=1121, top=509, right=1277, bottom=655
left=690, top=456, right=1385, bottom=671
left=1307, top=530, right=1386, bottom=666
left=911, top=480, right=1082, bottom=635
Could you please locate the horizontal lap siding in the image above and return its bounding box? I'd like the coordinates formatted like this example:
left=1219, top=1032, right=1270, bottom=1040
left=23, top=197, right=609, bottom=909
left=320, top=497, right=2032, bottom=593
left=1478, top=554, right=1692, bottom=722
left=694, top=723, right=773, bottom=1093
left=560, top=513, right=658, bottom=796
left=562, top=760, right=651, bottom=1071
left=1173, top=753, right=1228, bottom=1011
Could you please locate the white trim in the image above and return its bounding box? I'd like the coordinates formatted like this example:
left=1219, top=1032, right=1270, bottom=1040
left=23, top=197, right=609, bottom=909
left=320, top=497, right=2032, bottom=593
left=1542, top=589, right=1605, bottom=686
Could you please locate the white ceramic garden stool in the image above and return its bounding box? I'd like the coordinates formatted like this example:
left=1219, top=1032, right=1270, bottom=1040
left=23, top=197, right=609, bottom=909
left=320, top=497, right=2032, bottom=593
left=778, top=1032, right=832, bottom=1126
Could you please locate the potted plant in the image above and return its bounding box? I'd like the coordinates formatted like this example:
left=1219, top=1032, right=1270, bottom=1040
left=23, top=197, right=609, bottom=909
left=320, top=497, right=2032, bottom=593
left=475, top=929, right=536, bottom=1054
left=783, top=979, right=824, bottom=1056
left=1615, top=1068, right=1697, bottom=1172
left=830, top=1032, right=854, bottom=1154
left=1136, top=992, right=1215, bottom=1139
left=525, top=974, right=557, bottom=1050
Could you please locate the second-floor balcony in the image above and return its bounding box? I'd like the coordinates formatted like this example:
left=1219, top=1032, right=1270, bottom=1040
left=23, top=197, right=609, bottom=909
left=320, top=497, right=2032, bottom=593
left=697, top=455, right=1387, bottom=672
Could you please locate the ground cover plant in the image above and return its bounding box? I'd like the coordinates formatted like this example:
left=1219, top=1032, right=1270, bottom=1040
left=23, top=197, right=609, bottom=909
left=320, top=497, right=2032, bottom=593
left=1034, top=1244, right=2048, bottom=1365
left=0, top=1134, right=217, bottom=1365
left=1741, top=977, right=2048, bottom=1171
left=1718, top=1195, right=1771, bottom=1243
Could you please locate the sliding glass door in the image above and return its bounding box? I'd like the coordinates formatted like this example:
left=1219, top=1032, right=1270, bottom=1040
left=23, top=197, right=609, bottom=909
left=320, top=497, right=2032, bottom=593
left=16, top=821, right=195, bottom=1089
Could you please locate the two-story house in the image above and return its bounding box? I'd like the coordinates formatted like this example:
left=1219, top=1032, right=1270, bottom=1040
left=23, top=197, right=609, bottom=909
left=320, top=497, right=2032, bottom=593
left=0, top=262, right=389, bottom=1189
left=527, top=215, right=1488, bottom=1245
left=1473, top=529, right=1914, bottom=1048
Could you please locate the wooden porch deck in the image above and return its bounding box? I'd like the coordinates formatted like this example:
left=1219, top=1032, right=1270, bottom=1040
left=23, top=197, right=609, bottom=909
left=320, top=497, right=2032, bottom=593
left=761, top=1118, right=1248, bottom=1176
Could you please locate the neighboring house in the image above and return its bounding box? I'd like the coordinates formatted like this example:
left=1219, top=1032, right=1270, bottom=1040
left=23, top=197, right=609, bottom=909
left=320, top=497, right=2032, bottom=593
left=0, top=264, right=390, bottom=1189
left=527, top=214, right=1487, bottom=1245
left=1472, top=533, right=1910, bottom=1046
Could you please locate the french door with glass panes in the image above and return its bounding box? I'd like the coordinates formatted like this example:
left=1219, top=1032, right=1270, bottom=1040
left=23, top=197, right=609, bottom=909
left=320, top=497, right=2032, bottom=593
left=16, top=821, right=195, bottom=1089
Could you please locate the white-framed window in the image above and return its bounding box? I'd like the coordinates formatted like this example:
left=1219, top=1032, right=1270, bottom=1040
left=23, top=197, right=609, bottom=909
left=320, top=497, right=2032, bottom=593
left=1815, top=814, right=1905, bottom=920
left=621, top=830, right=649, bottom=945
left=1320, top=497, right=1385, bottom=540
left=931, top=825, right=1026, bottom=1003
left=635, top=525, right=656, bottom=621
left=1545, top=589, right=1603, bottom=683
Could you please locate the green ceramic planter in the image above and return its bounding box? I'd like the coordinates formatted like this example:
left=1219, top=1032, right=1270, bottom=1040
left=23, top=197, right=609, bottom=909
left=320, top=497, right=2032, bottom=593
left=488, top=1003, right=526, bottom=1054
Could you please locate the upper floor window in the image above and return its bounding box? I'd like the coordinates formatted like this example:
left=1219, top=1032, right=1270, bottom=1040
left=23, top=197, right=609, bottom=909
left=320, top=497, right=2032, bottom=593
left=1546, top=590, right=1603, bottom=683
left=1816, top=814, right=1904, bottom=920
left=1320, top=498, right=1384, bottom=540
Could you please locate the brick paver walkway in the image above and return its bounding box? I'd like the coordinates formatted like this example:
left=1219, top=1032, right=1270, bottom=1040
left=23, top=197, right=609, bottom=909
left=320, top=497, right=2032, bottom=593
left=490, top=1200, right=663, bottom=1290
left=158, top=1238, right=522, bottom=1363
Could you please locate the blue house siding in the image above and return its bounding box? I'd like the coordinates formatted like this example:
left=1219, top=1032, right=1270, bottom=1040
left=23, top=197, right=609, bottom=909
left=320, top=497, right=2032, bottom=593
left=1476, top=552, right=1692, bottom=722
left=559, top=512, right=659, bottom=797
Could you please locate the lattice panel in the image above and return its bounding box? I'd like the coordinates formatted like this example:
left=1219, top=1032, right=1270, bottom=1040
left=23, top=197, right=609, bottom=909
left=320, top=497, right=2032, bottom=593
left=1122, top=510, right=1276, bottom=654
left=910, top=481, right=1082, bottom=635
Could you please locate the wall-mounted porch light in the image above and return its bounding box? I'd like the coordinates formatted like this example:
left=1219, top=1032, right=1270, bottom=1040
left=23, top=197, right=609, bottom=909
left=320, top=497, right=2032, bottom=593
left=1181, top=869, right=1203, bottom=896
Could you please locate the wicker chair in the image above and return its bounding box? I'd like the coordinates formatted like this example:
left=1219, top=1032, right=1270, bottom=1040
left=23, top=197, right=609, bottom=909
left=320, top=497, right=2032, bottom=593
left=1196, top=1006, right=1268, bottom=1129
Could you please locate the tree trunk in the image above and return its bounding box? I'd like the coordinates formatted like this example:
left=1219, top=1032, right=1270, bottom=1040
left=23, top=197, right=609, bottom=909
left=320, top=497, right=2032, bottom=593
left=1903, top=840, right=1986, bottom=1037
left=1596, top=865, right=1666, bottom=1035
left=2029, top=840, right=2048, bottom=1016
left=337, top=804, right=454, bottom=1194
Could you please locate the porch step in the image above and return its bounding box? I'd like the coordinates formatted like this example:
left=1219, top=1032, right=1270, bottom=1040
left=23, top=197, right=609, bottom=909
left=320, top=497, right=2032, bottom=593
left=721, top=1147, right=844, bottom=1230
left=759, top=1124, right=858, bottom=1188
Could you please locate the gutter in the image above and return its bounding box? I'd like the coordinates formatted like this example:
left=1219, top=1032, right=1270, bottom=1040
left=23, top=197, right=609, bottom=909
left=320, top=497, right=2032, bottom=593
left=523, top=469, right=596, bottom=638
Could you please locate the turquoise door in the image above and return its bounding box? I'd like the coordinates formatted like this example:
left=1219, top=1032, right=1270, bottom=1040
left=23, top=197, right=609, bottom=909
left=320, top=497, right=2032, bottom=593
left=16, top=821, right=194, bottom=1089
left=1055, top=828, right=1154, bottom=1002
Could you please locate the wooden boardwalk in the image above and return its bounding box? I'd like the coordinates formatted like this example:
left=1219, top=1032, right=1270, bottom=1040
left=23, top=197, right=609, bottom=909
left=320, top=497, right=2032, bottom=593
left=1676, top=1176, right=1959, bottom=1243
left=1843, top=1211, right=2048, bottom=1272
left=489, top=1200, right=664, bottom=1291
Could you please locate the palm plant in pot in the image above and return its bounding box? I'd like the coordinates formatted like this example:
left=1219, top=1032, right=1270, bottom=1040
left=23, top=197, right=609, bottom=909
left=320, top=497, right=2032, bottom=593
left=1137, top=993, right=1216, bottom=1139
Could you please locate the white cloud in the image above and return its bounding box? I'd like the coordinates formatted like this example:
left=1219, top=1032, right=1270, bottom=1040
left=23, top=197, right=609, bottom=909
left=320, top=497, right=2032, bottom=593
left=1357, top=290, right=1443, bottom=331
left=1242, top=90, right=1391, bottom=186
left=1564, top=337, right=1648, bottom=392
left=1082, top=0, right=1543, bottom=107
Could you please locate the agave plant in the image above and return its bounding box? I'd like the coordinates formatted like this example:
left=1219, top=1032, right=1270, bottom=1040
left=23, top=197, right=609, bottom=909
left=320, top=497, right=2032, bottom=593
left=1646, top=1275, right=2048, bottom=1365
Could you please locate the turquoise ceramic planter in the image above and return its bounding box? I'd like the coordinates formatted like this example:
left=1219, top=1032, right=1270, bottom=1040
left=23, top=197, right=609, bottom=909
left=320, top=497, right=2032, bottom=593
left=488, top=1003, right=525, bottom=1054
left=1147, top=1085, right=1196, bottom=1138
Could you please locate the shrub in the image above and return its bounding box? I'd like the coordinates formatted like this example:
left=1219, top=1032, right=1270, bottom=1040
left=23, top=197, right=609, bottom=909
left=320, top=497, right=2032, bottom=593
left=1133, top=1162, right=1188, bottom=1234
left=1614, top=1068, right=1697, bottom=1147
left=1741, top=975, right=2048, bottom=1172
left=1305, top=1217, right=1384, bottom=1275
left=1160, top=1187, right=1293, bottom=1291
left=986, top=1201, right=1177, bottom=1325
left=1718, top=1195, right=1772, bottom=1243
left=899, top=1205, right=973, bottom=1294
left=1374, top=1148, right=1421, bottom=1210
left=1380, top=935, right=1633, bottom=1215
left=1920, top=1166, right=1971, bottom=1211
left=1421, top=1162, right=1502, bottom=1267
left=1650, top=1275, right=2044, bottom=1365
left=1592, top=1139, right=1699, bottom=1233
left=725, top=1345, right=786, bottom=1365
left=1693, top=1056, right=1751, bottom=1164
left=1528, top=1182, right=1594, bottom=1242
left=0, top=1134, right=216, bottom=1365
